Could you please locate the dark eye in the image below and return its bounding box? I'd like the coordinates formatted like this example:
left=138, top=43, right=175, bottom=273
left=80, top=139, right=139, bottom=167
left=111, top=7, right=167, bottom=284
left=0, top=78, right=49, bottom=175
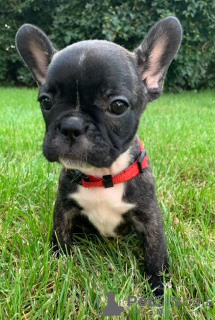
left=107, top=100, right=128, bottom=116
left=39, top=97, right=52, bottom=110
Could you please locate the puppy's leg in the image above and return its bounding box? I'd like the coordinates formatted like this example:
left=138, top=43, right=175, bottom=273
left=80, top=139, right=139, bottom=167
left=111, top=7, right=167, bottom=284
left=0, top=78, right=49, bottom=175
left=132, top=207, right=168, bottom=296
left=51, top=195, right=77, bottom=255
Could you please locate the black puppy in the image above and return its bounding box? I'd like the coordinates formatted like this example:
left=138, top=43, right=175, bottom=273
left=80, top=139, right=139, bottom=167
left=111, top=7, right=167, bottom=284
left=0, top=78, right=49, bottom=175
left=16, top=17, right=182, bottom=295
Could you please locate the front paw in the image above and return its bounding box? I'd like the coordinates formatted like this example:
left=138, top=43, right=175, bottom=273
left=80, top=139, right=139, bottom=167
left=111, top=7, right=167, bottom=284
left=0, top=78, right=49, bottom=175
left=147, top=274, right=164, bottom=297
left=50, top=236, right=71, bottom=257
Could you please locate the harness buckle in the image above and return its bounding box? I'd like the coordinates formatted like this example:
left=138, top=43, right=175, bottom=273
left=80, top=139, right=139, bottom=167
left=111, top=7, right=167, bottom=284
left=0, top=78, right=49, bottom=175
left=102, top=175, right=113, bottom=188
left=138, top=150, right=146, bottom=173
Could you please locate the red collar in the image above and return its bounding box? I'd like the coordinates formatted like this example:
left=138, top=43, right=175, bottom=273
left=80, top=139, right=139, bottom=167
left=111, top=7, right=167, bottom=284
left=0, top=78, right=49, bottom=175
left=65, top=138, right=147, bottom=188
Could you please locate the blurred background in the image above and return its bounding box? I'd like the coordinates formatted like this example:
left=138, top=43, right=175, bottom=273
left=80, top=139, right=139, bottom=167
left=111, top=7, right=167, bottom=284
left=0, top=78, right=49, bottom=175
left=1, top=0, right=215, bottom=91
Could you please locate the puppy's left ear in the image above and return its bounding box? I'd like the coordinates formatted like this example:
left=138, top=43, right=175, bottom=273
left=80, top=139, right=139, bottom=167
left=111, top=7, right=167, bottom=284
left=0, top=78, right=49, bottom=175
left=134, top=16, right=182, bottom=101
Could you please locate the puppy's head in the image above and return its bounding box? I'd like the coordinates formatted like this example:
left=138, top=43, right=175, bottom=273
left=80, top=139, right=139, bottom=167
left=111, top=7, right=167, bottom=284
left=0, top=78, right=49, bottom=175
left=16, top=17, right=182, bottom=170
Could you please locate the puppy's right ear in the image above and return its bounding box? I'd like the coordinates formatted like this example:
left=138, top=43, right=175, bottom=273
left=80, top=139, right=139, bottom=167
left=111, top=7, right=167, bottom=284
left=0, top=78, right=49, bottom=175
left=15, top=24, right=57, bottom=85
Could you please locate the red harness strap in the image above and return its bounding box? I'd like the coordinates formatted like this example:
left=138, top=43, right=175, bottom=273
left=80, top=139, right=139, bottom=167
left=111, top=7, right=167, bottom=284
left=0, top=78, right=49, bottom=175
left=66, top=138, right=147, bottom=188
left=82, top=138, right=147, bottom=188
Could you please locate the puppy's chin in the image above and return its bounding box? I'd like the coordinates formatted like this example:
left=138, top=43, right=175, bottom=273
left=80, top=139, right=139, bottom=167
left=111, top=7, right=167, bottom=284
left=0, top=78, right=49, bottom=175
left=59, top=149, right=131, bottom=175
left=59, top=157, right=95, bottom=171
left=59, top=147, right=132, bottom=179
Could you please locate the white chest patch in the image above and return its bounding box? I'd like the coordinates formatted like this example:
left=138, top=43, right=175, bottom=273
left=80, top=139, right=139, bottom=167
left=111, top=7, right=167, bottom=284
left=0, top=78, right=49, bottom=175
left=70, top=183, right=135, bottom=237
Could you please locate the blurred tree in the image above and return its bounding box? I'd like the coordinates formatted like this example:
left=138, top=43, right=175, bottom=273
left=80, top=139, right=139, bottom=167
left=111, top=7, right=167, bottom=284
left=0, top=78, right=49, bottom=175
left=1, top=0, right=214, bottom=90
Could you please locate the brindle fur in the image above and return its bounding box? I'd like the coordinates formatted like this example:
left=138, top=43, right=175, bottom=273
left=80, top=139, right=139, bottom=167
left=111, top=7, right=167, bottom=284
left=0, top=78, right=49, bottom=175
left=16, top=17, right=182, bottom=296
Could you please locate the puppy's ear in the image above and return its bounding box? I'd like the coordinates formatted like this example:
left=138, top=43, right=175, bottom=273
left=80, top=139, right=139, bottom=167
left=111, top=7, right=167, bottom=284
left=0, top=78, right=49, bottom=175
left=15, top=24, right=57, bottom=85
left=134, top=17, right=182, bottom=101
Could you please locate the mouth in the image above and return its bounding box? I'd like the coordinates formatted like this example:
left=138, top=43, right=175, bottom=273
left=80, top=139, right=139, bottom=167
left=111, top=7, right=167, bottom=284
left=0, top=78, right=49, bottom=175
left=43, top=132, right=120, bottom=169
left=59, top=155, right=94, bottom=171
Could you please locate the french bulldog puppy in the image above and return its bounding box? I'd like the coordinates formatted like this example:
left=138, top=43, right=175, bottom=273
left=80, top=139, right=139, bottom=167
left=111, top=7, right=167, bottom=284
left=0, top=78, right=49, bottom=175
left=16, top=17, right=182, bottom=296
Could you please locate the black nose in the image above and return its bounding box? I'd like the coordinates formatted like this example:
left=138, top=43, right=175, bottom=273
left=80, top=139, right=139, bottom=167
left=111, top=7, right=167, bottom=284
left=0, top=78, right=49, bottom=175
left=59, top=118, right=85, bottom=141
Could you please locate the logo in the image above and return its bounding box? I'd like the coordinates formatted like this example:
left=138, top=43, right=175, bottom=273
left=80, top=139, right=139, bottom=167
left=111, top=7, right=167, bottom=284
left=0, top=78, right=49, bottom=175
left=94, top=292, right=213, bottom=318
left=94, top=292, right=124, bottom=317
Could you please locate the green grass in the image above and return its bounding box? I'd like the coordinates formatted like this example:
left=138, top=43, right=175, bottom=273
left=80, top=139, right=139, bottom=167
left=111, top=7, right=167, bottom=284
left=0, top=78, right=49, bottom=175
left=0, top=87, right=214, bottom=320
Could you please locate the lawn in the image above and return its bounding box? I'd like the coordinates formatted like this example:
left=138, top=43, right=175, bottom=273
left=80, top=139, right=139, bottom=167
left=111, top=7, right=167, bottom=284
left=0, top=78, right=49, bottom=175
left=0, top=87, right=214, bottom=320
